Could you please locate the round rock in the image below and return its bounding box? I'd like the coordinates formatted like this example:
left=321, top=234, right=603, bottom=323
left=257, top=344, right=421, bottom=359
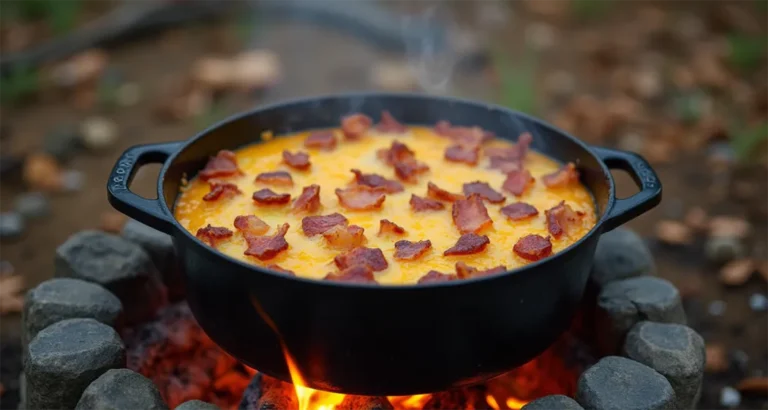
left=522, top=394, right=584, bottom=410
left=26, top=318, right=125, bottom=410
left=14, top=192, right=50, bottom=219
left=23, top=278, right=123, bottom=349
left=121, top=219, right=182, bottom=300
left=597, top=276, right=686, bottom=354
left=76, top=369, right=168, bottom=410
left=592, top=228, right=655, bottom=287
left=55, top=230, right=167, bottom=323
left=0, top=212, right=25, bottom=239
left=623, top=321, right=705, bottom=410
left=576, top=356, right=674, bottom=410
left=175, top=400, right=221, bottom=410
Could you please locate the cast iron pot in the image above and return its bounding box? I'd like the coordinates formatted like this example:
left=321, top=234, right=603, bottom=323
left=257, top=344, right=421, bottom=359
left=107, top=93, right=661, bottom=396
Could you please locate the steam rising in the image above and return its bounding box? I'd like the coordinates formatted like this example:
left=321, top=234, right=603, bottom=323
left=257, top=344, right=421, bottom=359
left=402, top=5, right=455, bottom=95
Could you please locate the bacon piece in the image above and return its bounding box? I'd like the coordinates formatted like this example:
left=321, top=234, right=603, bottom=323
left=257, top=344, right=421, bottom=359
left=267, top=264, right=295, bottom=276
left=502, top=169, right=535, bottom=197
left=292, top=184, right=321, bottom=213
left=377, top=141, right=429, bottom=183
left=489, top=156, right=522, bottom=173
left=301, top=213, right=348, bottom=237
left=486, top=132, right=533, bottom=162
left=304, top=131, right=337, bottom=151
left=282, top=150, right=311, bottom=170
left=351, top=169, right=404, bottom=193
left=501, top=202, right=539, bottom=221
left=376, top=110, right=407, bottom=133
left=455, top=262, right=507, bottom=279
left=542, top=162, right=580, bottom=188
left=378, top=219, right=406, bottom=236
left=196, top=225, right=233, bottom=247
left=324, top=265, right=377, bottom=284
left=462, top=181, right=505, bottom=204
left=409, top=194, right=445, bottom=211
left=426, top=182, right=464, bottom=203
left=233, top=215, right=269, bottom=236
left=444, top=144, right=480, bottom=165
left=452, top=194, right=493, bottom=234
left=244, top=223, right=290, bottom=260
left=377, top=141, right=415, bottom=165
left=335, top=186, right=386, bottom=211
left=341, top=113, right=372, bottom=140
left=417, top=271, right=458, bottom=284
left=443, top=233, right=490, bottom=256
left=394, top=240, right=432, bottom=260
left=322, top=224, right=366, bottom=250
left=334, top=247, right=388, bottom=272
left=203, top=182, right=242, bottom=201
left=252, top=189, right=291, bottom=205
left=513, top=234, right=552, bottom=261
left=199, top=150, right=242, bottom=181
left=545, top=201, right=584, bottom=238
left=394, top=160, right=429, bottom=183
left=434, top=121, right=494, bottom=146
left=255, top=171, right=293, bottom=187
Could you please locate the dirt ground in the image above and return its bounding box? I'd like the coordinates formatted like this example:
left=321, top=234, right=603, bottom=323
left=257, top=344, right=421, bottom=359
left=1, top=1, right=767, bottom=409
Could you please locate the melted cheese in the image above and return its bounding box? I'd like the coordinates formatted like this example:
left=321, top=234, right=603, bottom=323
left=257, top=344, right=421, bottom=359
left=174, top=127, right=596, bottom=285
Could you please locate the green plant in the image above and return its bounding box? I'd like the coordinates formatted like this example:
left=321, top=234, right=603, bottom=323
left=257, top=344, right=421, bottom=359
left=727, top=33, right=767, bottom=72
left=0, top=64, right=40, bottom=104
left=494, top=49, right=538, bottom=115
left=571, top=0, right=612, bottom=21
left=731, top=121, right=768, bottom=162
left=194, top=102, right=228, bottom=130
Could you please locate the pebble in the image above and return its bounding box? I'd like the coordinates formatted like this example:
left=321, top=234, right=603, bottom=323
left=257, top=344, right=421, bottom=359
left=116, top=83, right=141, bottom=107
left=705, top=344, right=728, bottom=373
left=49, top=49, right=108, bottom=88
left=749, top=293, right=768, bottom=311
left=61, top=169, right=85, bottom=192
left=731, top=350, right=750, bottom=373
left=14, top=192, right=50, bottom=219
left=43, top=128, right=82, bottom=162
left=719, top=259, right=755, bottom=286
left=80, top=117, right=118, bottom=151
left=633, top=69, right=662, bottom=100
left=0, top=212, right=25, bottom=239
left=23, top=153, right=62, bottom=192
left=720, top=386, right=741, bottom=408
left=709, top=216, right=751, bottom=239
left=525, top=22, right=556, bottom=51
left=705, top=236, right=745, bottom=264
left=708, top=300, right=726, bottom=316
left=655, top=220, right=693, bottom=245
left=684, top=207, right=709, bottom=231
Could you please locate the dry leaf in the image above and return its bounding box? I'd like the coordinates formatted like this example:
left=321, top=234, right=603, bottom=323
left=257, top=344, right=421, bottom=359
left=736, top=377, right=768, bottom=396
left=0, top=274, right=25, bottom=315
left=684, top=207, right=709, bottom=231
left=709, top=216, right=751, bottom=239
left=23, top=153, right=63, bottom=192
left=655, top=220, right=693, bottom=245
left=705, top=344, right=728, bottom=373
left=719, top=259, right=756, bottom=286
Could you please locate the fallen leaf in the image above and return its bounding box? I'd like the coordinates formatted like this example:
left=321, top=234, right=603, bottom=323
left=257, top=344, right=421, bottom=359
left=23, top=153, right=62, bottom=192
left=736, top=377, right=768, bottom=396
left=709, top=216, right=751, bottom=239
left=705, top=344, right=728, bottom=373
left=655, top=220, right=693, bottom=245
left=684, top=207, right=709, bottom=231
left=719, top=259, right=756, bottom=286
left=0, top=273, right=25, bottom=315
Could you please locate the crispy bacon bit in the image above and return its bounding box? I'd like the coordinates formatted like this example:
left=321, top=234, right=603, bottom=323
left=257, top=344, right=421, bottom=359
left=377, top=141, right=415, bottom=165
left=542, top=162, right=580, bottom=188
left=304, top=131, right=337, bottom=151
left=489, top=156, right=522, bottom=173
left=292, top=184, right=321, bottom=213
left=455, top=262, right=507, bottom=279
left=445, top=144, right=480, bottom=165
left=462, top=181, right=505, bottom=204
left=417, top=271, right=458, bottom=284
left=335, top=186, right=386, bottom=210
left=199, top=150, right=242, bottom=181
left=252, top=189, right=291, bottom=205
left=195, top=224, right=233, bottom=247
left=255, top=171, right=293, bottom=187
left=233, top=215, right=269, bottom=236
left=513, top=234, right=552, bottom=261
left=334, top=247, right=388, bottom=272
left=486, top=132, right=533, bottom=162
left=376, top=111, right=407, bottom=133
left=426, top=182, right=464, bottom=203
left=546, top=201, right=584, bottom=238
left=282, top=150, right=311, bottom=170
left=410, top=194, right=445, bottom=211
left=203, top=182, right=242, bottom=201
left=244, top=223, right=290, bottom=260
left=341, top=113, right=372, bottom=140
left=434, top=121, right=494, bottom=146
left=501, top=202, right=539, bottom=221
left=443, top=233, right=491, bottom=256
left=267, top=264, right=295, bottom=276
left=502, top=169, right=535, bottom=197
left=394, top=240, right=432, bottom=261
left=394, top=160, right=430, bottom=183
left=324, top=265, right=377, bottom=284
left=452, top=194, right=493, bottom=234
left=377, top=141, right=429, bottom=183
left=322, top=224, right=366, bottom=250
left=378, top=219, right=406, bottom=236
left=351, top=169, right=404, bottom=193
left=301, top=213, right=348, bottom=236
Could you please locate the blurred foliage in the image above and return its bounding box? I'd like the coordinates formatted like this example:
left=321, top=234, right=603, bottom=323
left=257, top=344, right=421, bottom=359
left=731, top=122, right=768, bottom=162
left=495, top=49, right=538, bottom=115
left=0, top=0, right=81, bottom=34
left=571, top=0, right=612, bottom=21
left=194, top=102, right=228, bottom=131
left=0, top=64, right=40, bottom=104
left=727, top=33, right=767, bottom=72
left=673, top=91, right=708, bottom=125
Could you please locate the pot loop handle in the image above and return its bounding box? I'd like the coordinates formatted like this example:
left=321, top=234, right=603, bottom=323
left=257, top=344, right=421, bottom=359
left=592, top=146, right=662, bottom=232
left=107, top=142, right=183, bottom=234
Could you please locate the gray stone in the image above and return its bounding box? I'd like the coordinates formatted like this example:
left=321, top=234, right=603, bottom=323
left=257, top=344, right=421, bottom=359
left=749, top=293, right=768, bottom=311
left=14, top=192, right=50, bottom=219
left=80, top=117, right=118, bottom=151
left=26, top=318, right=125, bottom=410
left=708, top=300, right=726, bottom=316
left=0, top=212, right=25, bottom=239
left=44, top=128, right=82, bottom=162
left=76, top=369, right=168, bottom=410
left=61, top=169, right=86, bottom=193
left=522, top=394, right=584, bottom=410
left=623, top=321, right=705, bottom=409
left=175, top=400, right=221, bottom=410
left=122, top=219, right=182, bottom=300
left=23, top=278, right=123, bottom=349
left=592, top=229, right=655, bottom=287
left=576, top=356, right=675, bottom=410
left=597, top=277, right=686, bottom=354
left=705, top=236, right=744, bottom=264
left=720, top=386, right=741, bottom=408
left=55, top=230, right=167, bottom=323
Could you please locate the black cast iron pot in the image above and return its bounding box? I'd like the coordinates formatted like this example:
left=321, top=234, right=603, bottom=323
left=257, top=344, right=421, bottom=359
left=107, top=93, right=661, bottom=396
